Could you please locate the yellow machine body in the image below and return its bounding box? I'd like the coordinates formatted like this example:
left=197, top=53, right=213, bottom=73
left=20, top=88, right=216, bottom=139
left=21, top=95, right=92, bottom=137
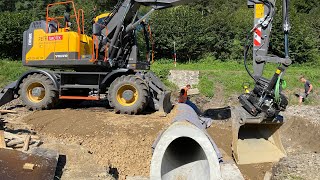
left=94, top=13, right=111, bottom=23
left=25, top=28, right=92, bottom=62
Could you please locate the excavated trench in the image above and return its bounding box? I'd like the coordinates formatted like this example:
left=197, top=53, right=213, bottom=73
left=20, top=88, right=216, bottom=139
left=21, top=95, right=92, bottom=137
left=1, top=99, right=318, bottom=179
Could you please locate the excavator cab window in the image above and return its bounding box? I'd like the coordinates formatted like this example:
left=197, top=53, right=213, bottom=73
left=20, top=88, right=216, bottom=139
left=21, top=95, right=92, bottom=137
left=48, top=22, right=58, bottom=33
left=64, top=5, right=71, bottom=27
left=97, top=18, right=105, bottom=24
left=46, top=1, right=81, bottom=33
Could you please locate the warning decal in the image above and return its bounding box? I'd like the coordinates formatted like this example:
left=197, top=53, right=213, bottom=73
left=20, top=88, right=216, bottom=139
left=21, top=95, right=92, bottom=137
left=255, top=4, right=264, bottom=19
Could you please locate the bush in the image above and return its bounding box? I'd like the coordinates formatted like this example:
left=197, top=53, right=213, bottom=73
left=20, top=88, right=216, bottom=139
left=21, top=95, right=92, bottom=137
left=0, top=11, right=34, bottom=59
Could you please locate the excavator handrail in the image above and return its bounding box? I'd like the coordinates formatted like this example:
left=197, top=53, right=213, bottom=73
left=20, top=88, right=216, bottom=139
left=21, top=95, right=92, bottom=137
left=45, top=0, right=81, bottom=59
left=78, top=9, right=85, bottom=34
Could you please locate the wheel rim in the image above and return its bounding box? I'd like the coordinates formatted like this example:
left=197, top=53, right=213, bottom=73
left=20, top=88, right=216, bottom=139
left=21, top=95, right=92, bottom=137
left=116, top=84, right=138, bottom=106
left=26, top=82, right=45, bottom=103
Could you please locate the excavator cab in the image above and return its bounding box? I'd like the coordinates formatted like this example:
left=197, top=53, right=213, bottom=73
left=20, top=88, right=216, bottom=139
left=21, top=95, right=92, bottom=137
left=22, top=1, right=93, bottom=68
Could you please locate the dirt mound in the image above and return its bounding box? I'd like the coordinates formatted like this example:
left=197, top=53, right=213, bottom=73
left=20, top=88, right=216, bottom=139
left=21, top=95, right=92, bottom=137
left=2, top=103, right=317, bottom=180
left=272, top=152, right=320, bottom=180
left=271, top=108, right=320, bottom=180
left=280, top=116, right=320, bottom=153
left=23, top=108, right=174, bottom=178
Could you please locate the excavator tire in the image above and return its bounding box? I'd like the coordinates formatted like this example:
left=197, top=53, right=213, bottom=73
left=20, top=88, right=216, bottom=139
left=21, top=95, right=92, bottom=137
left=108, top=75, right=149, bottom=114
left=19, top=74, right=58, bottom=110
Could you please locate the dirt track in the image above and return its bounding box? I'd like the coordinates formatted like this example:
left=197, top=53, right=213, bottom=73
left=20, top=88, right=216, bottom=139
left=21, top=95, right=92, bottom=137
left=1, top=100, right=320, bottom=180
left=22, top=108, right=175, bottom=179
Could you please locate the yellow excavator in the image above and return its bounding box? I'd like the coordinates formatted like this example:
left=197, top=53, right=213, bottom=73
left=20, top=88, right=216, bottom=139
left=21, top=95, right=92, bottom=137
left=0, top=0, right=291, bottom=164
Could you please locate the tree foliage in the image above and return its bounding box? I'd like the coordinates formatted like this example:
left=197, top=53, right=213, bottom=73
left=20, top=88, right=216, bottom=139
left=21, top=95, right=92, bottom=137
left=151, top=0, right=320, bottom=63
left=0, top=0, right=318, bottom=64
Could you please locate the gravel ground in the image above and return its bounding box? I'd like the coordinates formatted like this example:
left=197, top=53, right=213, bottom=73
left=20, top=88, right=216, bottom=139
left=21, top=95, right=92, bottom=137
left=1, top=98, right=320, bottom=180
left=272, top=152, right=320, bottom=180
left=273, top=105, right=320, bottom=180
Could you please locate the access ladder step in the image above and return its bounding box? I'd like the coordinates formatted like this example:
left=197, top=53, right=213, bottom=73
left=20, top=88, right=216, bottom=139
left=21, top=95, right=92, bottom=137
left=60, top=84, right=99, bottom=89
left=59, top=96, right=100, bottom=101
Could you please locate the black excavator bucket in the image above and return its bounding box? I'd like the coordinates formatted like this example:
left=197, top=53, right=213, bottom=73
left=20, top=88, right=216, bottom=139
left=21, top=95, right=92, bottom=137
left=0, top=81, right=17, bottom=107
left=158, top=91, right=172, bottom=114
left=231, top=107, right=286, bottom=164
left=144, top=71, right=173, bottom=115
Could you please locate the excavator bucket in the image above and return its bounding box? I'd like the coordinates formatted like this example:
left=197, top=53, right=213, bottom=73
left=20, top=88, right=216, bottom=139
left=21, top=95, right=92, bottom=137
left=231, top=108, right=286, bottom=164
left=0, top=81, right=17, bottom=107
left=145, top=71, right=173, bottom=115
left=158, top=91, right=173, bottom=114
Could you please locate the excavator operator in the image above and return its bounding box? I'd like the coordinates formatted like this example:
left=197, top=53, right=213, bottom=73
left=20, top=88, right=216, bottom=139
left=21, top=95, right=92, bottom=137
left=63, top=5, right=72, bottom=31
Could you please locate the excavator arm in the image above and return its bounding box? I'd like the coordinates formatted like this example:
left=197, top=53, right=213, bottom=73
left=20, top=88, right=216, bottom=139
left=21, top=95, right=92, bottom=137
left=239, top=0, right=291, bottom=122
left=92, top=0, right=195, bottom=69
left=101, top=0, right=293, bottom=164
left=233, top=0, right=292, bottom=164
left=135, top=0, right=195, bottom=9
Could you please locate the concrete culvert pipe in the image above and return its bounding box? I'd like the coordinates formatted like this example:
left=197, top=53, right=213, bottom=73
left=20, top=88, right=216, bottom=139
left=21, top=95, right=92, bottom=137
left=150, top=104, right=222, bottom=180
left=161, top=137, right=210, bottom=179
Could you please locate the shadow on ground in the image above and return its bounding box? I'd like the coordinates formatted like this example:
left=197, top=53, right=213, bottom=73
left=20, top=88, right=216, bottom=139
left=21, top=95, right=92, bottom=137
left=204, top=106, right=231, bottom=120
left=54, top=155, right=67, bottom=180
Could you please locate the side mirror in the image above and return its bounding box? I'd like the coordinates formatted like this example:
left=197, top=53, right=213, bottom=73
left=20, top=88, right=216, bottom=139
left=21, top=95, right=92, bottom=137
left=93, top=23, right=102, bottom=36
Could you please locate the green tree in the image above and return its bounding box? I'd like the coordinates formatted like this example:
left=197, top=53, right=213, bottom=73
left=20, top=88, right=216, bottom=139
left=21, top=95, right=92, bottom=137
left=0, top=11, right=33, bottom=59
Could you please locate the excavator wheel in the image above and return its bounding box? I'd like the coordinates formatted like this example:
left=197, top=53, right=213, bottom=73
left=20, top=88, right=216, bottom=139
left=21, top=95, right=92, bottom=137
left=108, top=75, right=149, bottom=114
left=19, top=74, right=58, bottom=110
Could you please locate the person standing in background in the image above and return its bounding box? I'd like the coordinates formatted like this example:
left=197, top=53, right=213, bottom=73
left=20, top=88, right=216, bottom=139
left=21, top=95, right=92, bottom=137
left=297, top=76, right=313, bottom=105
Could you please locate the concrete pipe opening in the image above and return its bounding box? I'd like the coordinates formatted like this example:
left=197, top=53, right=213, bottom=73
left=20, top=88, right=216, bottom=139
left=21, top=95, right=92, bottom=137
left=161, top=137, right=209, bottom=180
left=150, top=120, right=221, bottom=180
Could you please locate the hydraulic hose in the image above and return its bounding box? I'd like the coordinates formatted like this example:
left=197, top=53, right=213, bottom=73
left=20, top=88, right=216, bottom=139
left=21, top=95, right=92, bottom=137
left=275, top=75, right=281, bottom=103
left=243, top=34, right=255, bottom=81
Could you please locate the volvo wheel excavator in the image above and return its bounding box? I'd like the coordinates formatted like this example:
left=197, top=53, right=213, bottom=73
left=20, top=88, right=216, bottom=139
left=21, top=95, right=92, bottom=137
left=0, top=0, right=291, bottom=165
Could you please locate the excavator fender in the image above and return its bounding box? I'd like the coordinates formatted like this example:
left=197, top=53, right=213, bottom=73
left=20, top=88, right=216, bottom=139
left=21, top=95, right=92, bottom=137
left=15, top=70, right=59, bottom=92
left=0, top=70, right=58, bottom=107
left=100, top=68, right=134, bottom=90
left=231, top=107, right=286, bottom=164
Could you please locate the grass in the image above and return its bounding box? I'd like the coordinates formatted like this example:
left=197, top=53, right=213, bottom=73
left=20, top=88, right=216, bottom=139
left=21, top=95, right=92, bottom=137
left=197, top=74, right=215, bottom=97
left=151, top=57, right=320, bottom=104
left=0, top=60, right=28, bottom=87
left=0, top=58, right=319, bottom=104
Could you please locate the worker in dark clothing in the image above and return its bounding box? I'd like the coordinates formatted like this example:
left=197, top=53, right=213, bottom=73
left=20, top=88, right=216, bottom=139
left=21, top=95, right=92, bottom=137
left=297, top=76, right=313, bottom=105
left=178, top=84, right=202, bottom=115
left=64, top=5, right=72, bottom=31
left=91, top=5, right=97, bottom=24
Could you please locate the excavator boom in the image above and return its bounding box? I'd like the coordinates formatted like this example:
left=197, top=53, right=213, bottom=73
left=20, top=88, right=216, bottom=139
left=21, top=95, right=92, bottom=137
left=233, top=0, right=291, bottom=164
